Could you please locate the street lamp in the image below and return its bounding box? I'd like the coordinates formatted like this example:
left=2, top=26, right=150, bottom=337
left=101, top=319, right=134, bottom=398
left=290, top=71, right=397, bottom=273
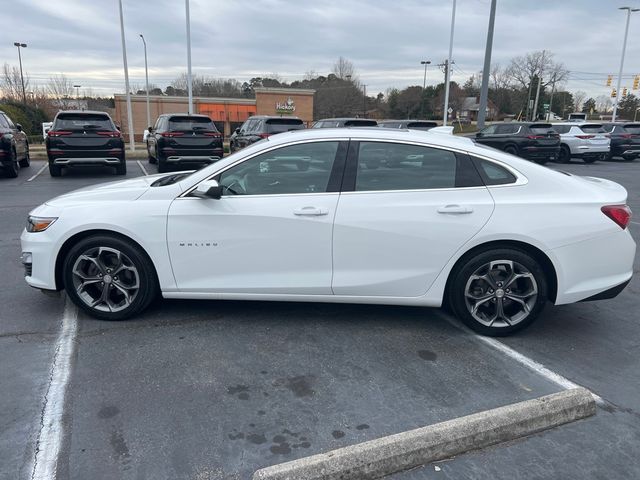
left=117, top=0, right=135, bottom=152
left=612, top=7, right=639, bottom=122
left=185, top=0, right=194, bottom=114
left=73, top=84, right=81, bottom=98
left=420, top=60, right=431, bottom=118
left=139, top=34, right=151, bottom=129
left=13, top=42, right=27, bottom=104
left=634, top=107, right=640, bottom=122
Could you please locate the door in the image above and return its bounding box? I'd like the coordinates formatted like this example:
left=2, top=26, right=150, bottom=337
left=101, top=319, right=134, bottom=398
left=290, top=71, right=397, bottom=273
left=167, top=140, right=347, bottom=294
left=332, top=141, right=495, bottom=297
left=2, top=114, right=26, bottom=158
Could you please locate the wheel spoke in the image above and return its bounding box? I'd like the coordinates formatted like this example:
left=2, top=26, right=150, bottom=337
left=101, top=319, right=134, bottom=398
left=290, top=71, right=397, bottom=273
left=505, top=272, right=534, bottom=290
left=505, top=294, right=531, bottom=313
left=76, top=278, right=102, bottom=295
left=112, top=283, right=132, bottom=306
left=471, top=296, right=494, bottom=314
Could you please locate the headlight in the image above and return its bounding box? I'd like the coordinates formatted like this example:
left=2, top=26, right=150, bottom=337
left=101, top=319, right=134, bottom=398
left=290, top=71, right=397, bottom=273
left=26, top=216, right=58, bottom=232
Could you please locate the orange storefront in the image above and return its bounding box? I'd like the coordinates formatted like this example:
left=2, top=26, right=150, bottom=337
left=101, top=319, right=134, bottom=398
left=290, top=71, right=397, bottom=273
left=114, top=87, right=315, bottom=141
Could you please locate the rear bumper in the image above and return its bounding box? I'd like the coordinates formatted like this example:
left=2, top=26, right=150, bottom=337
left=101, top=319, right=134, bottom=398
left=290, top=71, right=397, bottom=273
left=166, top=155, right=221, bottom=164
left=580, top=279, right=631, bottom=302
left=52, top=157, right=123, bottom=165
left=611, top=145, right=640, bottom=158
left=521, top=146, right=559, bottom=161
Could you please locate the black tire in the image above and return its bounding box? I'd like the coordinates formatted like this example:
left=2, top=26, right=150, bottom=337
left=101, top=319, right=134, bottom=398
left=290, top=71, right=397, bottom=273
left=19, top=144, right=30, bottom=168
left=49, top=164, right=62, bottom=177
left=504, top=145, right=518, bottom=156
left=157, top=155, right=168, bottom=173
left=147, top=143, right=157, bottom=164
left=63, top=235, right=158, bottom=320
left=534, top=158, right=548, bottom=165
left=448, top=248, right=548, bottom=336
left=558, top=145, right=571, bottom=163
left=583, top=156, right=597, bottom=164
left=5, top=149, right=19, bottom=178
left=115, top=161, right=127, bottom=175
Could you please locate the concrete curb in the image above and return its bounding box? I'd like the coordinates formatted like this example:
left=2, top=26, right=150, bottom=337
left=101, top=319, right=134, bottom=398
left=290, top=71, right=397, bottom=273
left=253, top=388, right=595, bottom=480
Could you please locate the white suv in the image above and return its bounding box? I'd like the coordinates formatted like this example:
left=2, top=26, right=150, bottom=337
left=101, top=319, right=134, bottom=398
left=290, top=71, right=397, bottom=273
left=552, top=123, right=610, bottom=163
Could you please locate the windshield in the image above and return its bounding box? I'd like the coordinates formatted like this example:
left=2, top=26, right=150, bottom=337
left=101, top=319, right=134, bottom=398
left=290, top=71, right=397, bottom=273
left=54, top=114, right=114, bottom=131
left=168, top=116, right=217, bottom=131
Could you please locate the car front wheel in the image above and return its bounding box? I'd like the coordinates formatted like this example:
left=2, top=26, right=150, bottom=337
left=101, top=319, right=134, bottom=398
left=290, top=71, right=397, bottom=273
left=449, top=248, right=548, bottom=336
left=63, top=235, right=158, bottom=320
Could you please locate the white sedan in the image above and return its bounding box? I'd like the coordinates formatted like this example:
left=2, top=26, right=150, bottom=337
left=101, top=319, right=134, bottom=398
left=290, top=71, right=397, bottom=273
left=21, top=128, right=635, bottom=336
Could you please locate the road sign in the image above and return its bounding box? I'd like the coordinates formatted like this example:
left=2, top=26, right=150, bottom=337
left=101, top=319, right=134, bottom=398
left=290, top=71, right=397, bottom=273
left=447, top=107, right=453, bottom=114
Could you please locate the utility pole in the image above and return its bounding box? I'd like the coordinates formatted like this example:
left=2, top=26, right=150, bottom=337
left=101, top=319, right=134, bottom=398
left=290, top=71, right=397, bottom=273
left=612, top=7, right=638, bottom=121
left=362, top=84, right=367, bottom=118
left=546, top=73, right=557, bottom=121
left=185, top=0, right=194, bottom=114
left=531, top=50, right=546, bottom=122
left=525, top=79, right=533, bottom=121
left=140, top=34, right=151, bottom=129
left=13, top=42, right=27, bottom=104
left=421, top=60, right=431, bottom=119
left=477, top=0, right=496, bottom=130
left=443, top=0, right=457, bottom=126
left=118, top=0, right=135, bottom=152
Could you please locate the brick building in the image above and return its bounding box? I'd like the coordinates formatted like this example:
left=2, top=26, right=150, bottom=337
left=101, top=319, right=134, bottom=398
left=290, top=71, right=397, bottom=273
left=114, top=87, right=315, bottom=141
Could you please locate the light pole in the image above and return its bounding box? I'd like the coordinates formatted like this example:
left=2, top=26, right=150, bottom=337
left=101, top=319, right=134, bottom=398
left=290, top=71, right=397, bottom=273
left=118, top=0, right=135, bottom=152
left=477, top=0, right=496, bottom=129
left=612, top=7, right=638, bottom=122
left=420, top=60, right=431, bottom=118
left=13, top=42, right=27, bottom=104
left=634, top=107, right=640, bottom=122
left=443, top=0, right=457, bottom=126
left=73, top=84, right=81, bottom=109
left=185, top=0, right=194, bottom=114
left=139, top=34, right=151, bottom=129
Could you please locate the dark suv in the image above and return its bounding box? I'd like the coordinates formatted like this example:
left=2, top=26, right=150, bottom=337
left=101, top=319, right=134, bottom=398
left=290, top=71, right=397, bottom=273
left=474, top=122, right=560, bottom=164
left=46, top=110, right=125, bottom=177
left=0, top=110, right=30, bottom=178
left=602, top=123, right=640, bottom=160
left=378, top=120, right=438, bottom=131
left=147, top=114, right=223, bottom=173
left=312, top=118, right=378, bottom=128
left=229, top=116, right=304, bottom=153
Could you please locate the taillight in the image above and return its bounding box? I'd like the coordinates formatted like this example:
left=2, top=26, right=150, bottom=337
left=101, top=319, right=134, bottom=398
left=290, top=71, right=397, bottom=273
left=203, top=131, right=221, bottom=137
left=161, top=131, right=185, bottom=137
left=619, top=133, right=633, bottom=139
left=258, top=133, right=271, bottom=139
left=48, top=130, right=72, bottom=137
left=526, top=135, right=543, bottom=139
left=601, top=205, right=632, bottom=229
left=575, top=135, right=595, bottom=139
left=97, top=131, right=121, bottom=138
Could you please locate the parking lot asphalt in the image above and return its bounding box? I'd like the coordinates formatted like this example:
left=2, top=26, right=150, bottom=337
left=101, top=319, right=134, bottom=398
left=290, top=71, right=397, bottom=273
left=1, top=157, right=639, bottom=480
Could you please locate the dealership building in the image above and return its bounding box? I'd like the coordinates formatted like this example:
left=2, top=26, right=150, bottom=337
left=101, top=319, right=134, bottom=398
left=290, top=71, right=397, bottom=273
left=114, top=87, right=315, bottom=141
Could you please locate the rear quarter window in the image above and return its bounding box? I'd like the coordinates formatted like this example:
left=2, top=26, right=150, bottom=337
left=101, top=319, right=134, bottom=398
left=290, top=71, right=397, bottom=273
left=471, top=157, right=517, bottom=186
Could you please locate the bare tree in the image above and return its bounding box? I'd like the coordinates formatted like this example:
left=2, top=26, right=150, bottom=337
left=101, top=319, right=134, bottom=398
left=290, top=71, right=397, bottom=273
left=572, top=90, right=587, bottom=112
left=506, top=51, right=568, bottom=89
left=1, top=63, right=29, bottom=100
left=332, top=57, right=356, bottom=81
left=47, top=74, right=75, bottom=109
left=595, top=95, right=613, bottom=114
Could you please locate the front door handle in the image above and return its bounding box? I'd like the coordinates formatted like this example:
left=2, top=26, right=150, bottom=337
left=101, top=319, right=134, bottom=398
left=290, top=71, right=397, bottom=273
left=293, top=206, right=329, bottom=216
left=437, top=204, right=474, bottom=214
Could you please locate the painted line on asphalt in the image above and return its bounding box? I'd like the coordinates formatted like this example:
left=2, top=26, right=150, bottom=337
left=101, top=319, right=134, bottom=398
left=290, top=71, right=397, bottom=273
left=137, top=160, right=149, bottom=176
left=27, top=164, right=48, bottom=182
left=437, top=312, right=604, bottom=405
left=630, top=221, right=640, bottom=226
left=31, top=296, right=79, bottom=480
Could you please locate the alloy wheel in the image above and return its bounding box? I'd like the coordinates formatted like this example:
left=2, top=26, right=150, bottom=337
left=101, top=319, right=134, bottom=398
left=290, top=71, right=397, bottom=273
left=464, top=259, right=538, bottom=328
left=71, top=246, right=140, bottom=312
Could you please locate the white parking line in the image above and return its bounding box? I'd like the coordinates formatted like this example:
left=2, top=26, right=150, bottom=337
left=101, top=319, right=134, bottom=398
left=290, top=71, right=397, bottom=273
left=27, top=164, right=48, bottom=182
left=137, top=160, right=149, bottom=176
left=31, top=296, right=78, bottom=480
left=437, top=312, right=604, bottom=405
left=630, top=221, right=640, bottom=226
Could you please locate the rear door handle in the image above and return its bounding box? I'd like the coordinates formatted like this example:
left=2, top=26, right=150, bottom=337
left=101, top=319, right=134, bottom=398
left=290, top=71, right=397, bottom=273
left=293, top=206, right=329, bottom=216
left=437, top=204, right=474, bottom=214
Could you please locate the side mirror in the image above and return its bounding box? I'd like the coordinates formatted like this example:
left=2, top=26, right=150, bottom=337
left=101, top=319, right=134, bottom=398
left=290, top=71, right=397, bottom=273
left=234, top=128, right=241, bottom=134
left=148, top=126, right=154, bottom=133
left=115, top=124, right=121, bottom=131
left=475, top=132, right=483, bottom=138
left=15, top=123, right=22, bottom=132
left=192, top=179, right=223, bottom=199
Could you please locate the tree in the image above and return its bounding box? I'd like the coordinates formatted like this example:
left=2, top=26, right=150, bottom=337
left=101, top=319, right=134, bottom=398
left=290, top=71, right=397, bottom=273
left=47, top=74, right=75, bottom=109
left=617, top=93, right=639, bottom=120
left=1, top=63, right=29, bottom=101
left=506, top=50, right=568, bottom=90
left=332, top=57, right=356, bottom=81
left=462, top=75, right=480, bottom=97
left=582, top=98, right=596, bottom=114
left=572, top=90, right=587, bottom=112
left=595, top=95, right=612, bottom=114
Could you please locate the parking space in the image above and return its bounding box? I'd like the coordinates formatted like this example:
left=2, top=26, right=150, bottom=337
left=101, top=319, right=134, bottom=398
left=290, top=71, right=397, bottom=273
left=1, top=158, right=640, bottom=479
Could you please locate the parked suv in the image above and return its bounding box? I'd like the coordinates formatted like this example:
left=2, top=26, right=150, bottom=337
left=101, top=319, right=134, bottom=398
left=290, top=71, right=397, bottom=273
left=229, top=116, right=304, bottom=153
left=602, top=123, right=640, bottom=161
left=147, top=114, right=223, bottom=173
left=551, top=123, right=610, bottom=163
left=474, top=122, right=560, bottom=164
left=0, top=110, right=30, bottom=178
left=378, top=120, right=438, bottom=131
left=312, top=118, right=378, bottom=128
left=46, top=110, right=124, bottom=177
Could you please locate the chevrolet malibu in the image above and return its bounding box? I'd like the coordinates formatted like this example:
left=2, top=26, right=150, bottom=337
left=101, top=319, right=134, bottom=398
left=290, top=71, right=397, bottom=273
left=21, top=128, right=635, bottom=336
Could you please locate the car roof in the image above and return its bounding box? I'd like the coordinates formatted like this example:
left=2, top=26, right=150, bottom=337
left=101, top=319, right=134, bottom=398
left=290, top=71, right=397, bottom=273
left=246, top=115, right=302, bottom=120
left=56, top=110, right=111, bottom=116
left=318, top=118, right=374, bottom=122
left=159, top=113, right=212, bottom=118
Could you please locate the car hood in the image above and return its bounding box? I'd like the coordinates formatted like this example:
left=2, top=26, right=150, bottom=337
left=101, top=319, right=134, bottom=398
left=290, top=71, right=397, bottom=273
left=44, top=173, right=172, bottom=207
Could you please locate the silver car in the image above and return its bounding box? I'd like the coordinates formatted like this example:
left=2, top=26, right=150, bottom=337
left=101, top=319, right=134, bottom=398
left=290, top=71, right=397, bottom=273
left=552, top=123, right=610, bottom=163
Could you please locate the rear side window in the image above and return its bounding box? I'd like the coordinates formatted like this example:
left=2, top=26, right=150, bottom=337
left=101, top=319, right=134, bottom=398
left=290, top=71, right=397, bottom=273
left=354, top=142, right=481, bottom=191
left=54, top=113, right=113, bottom=130
left=495, top=125, right=517, bottom=134
left=529, top=124, right=553, bottom=134
left=169, top=116, right=217, bottom=131
left=0, top=114, right=9, bottom=129
left=344, top=120, right=377, bottom=127
left=480, top=125, right=497, bottom=135
left=472, top=157, right=517, bottom=186
left=265, top=118, right=304, bottom=134
left=553, top=125, right=571, bottom=134
left=406, top=121, right=437, bottom=130
left=623, top=124, right=640, bottom=134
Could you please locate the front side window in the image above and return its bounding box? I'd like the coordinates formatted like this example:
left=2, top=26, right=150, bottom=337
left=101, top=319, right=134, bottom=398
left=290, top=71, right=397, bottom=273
left=355, top=142, right=465, bottom=191
left=218, top=141, right=340, bottom=196
left=480, top=125, right=497, bottom=135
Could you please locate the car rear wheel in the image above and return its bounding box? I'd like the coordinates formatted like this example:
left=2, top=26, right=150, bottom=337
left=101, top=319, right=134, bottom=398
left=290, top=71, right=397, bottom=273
left=63, top=235, right=158, bottom=320
left=583, top=156, right=597, bottom=164
left=449, top=248, right=548, bottom=336
left=558, top=145, right=571, bottom=163
left=49, top=164, right=62, bottom=177
left=115, top=162, right=127, bottom=175
left=157, top=155, right=168, bottom=173
left=5, top=149, right=19, bottom=178
left=503, top=145, right=518, bottom=156
left=19, top=144, right=30, bottom=168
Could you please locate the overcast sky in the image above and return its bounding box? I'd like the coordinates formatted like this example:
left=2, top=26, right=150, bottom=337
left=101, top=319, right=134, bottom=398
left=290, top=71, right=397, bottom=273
left=3, top=0, right=640, bottom=98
